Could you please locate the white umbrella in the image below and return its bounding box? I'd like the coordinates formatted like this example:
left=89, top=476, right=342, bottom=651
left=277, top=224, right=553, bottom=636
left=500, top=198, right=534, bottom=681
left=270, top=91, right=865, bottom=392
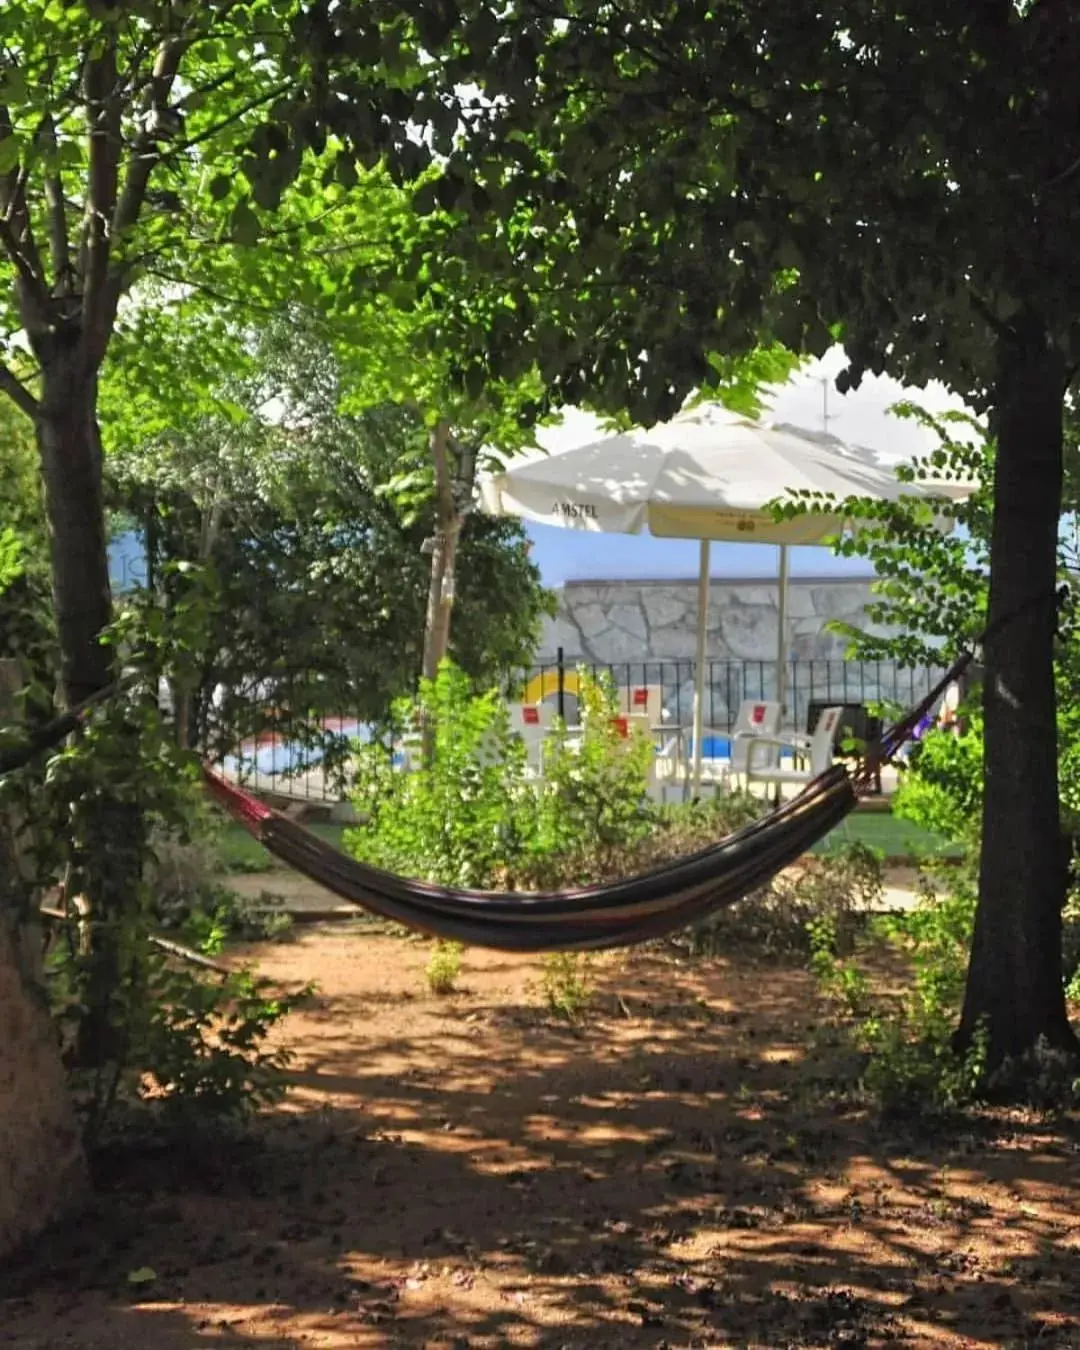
left=480, top=403, right=972, bottom=792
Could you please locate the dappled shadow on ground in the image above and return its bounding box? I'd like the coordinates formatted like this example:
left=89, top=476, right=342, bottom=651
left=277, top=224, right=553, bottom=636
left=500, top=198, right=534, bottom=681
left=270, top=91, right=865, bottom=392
left=4, top=928, right=1080, bottom=1348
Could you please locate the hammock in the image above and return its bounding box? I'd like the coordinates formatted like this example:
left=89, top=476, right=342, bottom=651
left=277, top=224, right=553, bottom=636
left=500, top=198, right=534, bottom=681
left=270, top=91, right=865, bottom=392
left=200, top=657, right=968, bottom=953
left=1, top=654, right=968, bottom=953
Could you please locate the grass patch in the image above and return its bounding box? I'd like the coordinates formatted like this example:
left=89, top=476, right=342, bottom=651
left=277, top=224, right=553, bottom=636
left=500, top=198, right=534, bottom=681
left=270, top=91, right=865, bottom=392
left=217, top=810, right=953, bottom=876
left=813, top=810, right=959, bottom=861
left=216, top=821, right=347, bottom=873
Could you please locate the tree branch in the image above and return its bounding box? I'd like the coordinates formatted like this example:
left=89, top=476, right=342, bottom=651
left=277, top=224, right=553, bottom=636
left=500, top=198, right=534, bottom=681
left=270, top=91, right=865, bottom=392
left=0, top=104, right=51, bottom=334
left=111, top=36, right=188, bottom=239
left=40, top=114, right=73, bottom=298
left=161, top=82, right=293, bottom=156
left=0, top=358, right=39, bottom=418
left=80, top=33, right=122, bottom=365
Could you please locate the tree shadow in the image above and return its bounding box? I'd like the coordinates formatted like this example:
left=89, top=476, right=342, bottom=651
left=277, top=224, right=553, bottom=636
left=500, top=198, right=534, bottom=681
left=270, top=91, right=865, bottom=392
left=4, top=943, right=1080, bottom=1348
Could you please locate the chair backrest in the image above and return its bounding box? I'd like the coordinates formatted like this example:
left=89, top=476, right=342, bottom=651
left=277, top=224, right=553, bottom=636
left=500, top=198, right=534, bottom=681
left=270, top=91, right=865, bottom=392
left=809, top=705, right=844, bottom=774
left=618, top=684, right=664, bottom=723
left=507, top=702, right=551, bottom=773
left=729, top=700, right=782, bottom=773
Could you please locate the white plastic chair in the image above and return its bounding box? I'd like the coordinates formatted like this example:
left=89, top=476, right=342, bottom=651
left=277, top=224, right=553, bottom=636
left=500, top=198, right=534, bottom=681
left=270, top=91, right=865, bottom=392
left=744, top=705, right=844, bottom=793
left=507, top=701, right=555, bottom=778
left=728, top=700, right=783, bottom=778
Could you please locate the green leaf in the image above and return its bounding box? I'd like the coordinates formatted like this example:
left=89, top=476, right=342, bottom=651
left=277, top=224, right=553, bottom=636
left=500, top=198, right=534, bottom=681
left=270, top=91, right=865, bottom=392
left=230, top=199, right=260, bottom=246
left=127, top=1267, right=157, bottom=1286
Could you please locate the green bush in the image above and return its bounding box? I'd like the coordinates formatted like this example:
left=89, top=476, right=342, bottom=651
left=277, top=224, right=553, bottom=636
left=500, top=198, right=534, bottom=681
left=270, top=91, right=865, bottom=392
left=540, top=951, right=593, bottom=1020
left=348, top=661, right=656, bottom=891
left=808, top=870, right=992, bottom=1115
left=348, top=662, right=532, bottom=888
left=131, top=959, right=311, bottom=1128
left=425, top=940, right=463, bottom=994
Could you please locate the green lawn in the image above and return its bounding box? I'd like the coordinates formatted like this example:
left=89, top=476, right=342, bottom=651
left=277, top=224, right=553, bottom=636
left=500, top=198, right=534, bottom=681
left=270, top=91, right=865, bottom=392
left=216, top=820, right=348, bottom=873
left=215, top=805, right=955, bottom=877
left=813, top=810, right=958, bottom=861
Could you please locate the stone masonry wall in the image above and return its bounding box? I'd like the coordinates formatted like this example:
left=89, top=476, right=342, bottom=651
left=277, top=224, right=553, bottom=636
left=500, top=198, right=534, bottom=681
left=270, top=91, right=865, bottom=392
left=531, top=577, right=935, bottom=731
left=538, top=576, right=882, bottom=665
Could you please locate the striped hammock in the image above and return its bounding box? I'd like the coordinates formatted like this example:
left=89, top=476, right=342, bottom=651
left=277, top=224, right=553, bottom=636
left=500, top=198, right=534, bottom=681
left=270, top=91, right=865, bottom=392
left=1, top=655, right=967, bottom=954
left=202, top=656, right=966, bottom=952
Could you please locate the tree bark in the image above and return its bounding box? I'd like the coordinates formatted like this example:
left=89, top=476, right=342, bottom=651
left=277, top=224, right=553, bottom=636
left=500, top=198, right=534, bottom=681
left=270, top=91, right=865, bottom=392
left=36, top=355, right=135, bottom=1066
left=957, top=321, right=1079, bottom=1065
left=36, top=356, right=112, bottom=707
left=421, top=420, right=461, bottom=686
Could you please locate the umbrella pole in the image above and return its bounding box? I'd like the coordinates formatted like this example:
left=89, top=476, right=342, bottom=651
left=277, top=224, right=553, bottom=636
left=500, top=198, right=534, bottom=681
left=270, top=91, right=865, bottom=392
left=691, top=539, right=710, bottom=796
left=776, top=543, right=790, bottom=724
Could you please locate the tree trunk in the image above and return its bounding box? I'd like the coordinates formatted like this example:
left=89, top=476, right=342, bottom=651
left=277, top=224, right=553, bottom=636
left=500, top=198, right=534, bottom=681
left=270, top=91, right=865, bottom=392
left=421, top=420, right=461, bottom=685
left=956, top=322, right=1078, bottom=1066
left=36, top=360, right=112, bottom=707
left=36, top=358, right=136, bottom=1067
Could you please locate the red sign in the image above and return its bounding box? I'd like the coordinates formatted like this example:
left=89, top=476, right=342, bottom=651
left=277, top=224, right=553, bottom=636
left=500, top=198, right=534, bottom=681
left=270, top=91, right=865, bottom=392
left=632, top=687, right=649, bottom=707
left=522, top=706, right=540, bottom=725
left=612, top=716, right=629, bottom=738
left=751, top=704, right=766, bottom=724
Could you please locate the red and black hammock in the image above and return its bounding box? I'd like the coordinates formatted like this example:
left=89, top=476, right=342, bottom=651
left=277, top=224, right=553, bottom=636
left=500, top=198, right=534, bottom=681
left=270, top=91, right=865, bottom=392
left=2, top=657, right=967, bottom=954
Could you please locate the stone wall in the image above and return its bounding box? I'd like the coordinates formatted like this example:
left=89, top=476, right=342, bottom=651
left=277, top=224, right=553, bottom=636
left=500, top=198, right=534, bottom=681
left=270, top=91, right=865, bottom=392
left=531, top=576, right=939, bottom=731
left=538, top=576, right=883, bottom=665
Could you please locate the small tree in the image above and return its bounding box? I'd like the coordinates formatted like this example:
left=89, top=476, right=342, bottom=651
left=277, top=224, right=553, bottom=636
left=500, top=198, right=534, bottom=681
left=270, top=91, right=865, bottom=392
left=313, top=0, right=1080, bottom=1066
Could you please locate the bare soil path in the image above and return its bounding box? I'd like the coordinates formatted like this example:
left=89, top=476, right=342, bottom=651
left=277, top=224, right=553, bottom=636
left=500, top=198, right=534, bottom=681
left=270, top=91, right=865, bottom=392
left=3, top=927, right=1079, bottom=1349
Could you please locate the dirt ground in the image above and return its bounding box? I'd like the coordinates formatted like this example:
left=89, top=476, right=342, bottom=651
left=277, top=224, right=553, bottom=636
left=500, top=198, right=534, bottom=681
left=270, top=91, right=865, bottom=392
left=4, top=923, right=1080, bottom=1350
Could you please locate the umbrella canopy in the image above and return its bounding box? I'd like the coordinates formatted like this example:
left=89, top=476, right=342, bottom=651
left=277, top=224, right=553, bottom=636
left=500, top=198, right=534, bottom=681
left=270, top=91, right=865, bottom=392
left=480, top=404, right=969, bottom=540
left=480, top=403, right=974, bottom=793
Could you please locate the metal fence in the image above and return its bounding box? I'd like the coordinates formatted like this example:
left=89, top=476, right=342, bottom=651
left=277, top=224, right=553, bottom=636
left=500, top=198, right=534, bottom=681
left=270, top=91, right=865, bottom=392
left=515, top=654, right=948, bottom=738
left=209, top=655, right=948, bottom=803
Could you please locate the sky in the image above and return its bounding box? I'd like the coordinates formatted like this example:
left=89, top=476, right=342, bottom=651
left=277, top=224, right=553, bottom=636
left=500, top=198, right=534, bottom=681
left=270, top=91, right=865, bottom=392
left=520, top=347, right=972, bottom=587
left=108, top=345, right=975, bottom=593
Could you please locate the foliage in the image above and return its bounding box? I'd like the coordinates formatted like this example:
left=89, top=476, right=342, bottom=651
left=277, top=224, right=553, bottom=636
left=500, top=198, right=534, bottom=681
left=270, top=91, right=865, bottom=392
left=128, top=961, right=309, bottom=1130
left=348, top=662, right=657, bottom=890
left=424, top=941, right=463, bottom=995
left=523, top=672, right=655, bottom=887
left=540, top=952, right=593, bottom=1021
left=312, top=4, right=1080, bottom=417
left=1, top=583, right=303, bottom=1132
left=892, top=719, right=985, bottom=851
left=107, top=311, right=554, bottom=759
left=349, top=661, right=532, bottom=888
left=809, top=875, right=990, bottom=1117
left=775, top=404, right=994, bottom=668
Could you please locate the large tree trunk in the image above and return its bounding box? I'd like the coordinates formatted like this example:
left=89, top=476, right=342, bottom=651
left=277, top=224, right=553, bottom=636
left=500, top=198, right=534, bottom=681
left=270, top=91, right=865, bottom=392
left=36, top=359, right=136, bottom=1067
left=37, top=359, right=112, bottom=706
left=957, top=322, right=1078, bottom=1065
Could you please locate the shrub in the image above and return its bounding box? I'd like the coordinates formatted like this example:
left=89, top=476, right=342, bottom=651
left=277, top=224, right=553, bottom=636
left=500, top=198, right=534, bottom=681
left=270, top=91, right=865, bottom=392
left=131, top=959, right=311, bottom=1129
left=541, top=951, right=593, bottom=1020
left=348, top=661, right=657, bottom=891
left=425, top=940, right=463, bottom=994
left=348, top=662, right=532, bottom=888
left=524, top=671, right=655, bottom=885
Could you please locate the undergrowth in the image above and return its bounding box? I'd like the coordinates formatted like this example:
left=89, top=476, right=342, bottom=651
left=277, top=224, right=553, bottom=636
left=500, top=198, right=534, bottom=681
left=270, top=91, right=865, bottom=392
left=425, top=940, right=463, bottom=994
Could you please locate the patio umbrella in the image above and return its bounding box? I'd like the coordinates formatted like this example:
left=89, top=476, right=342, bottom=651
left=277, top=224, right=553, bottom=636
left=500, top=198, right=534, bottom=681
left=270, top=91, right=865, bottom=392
left=479, top=403, right=972, bottom=792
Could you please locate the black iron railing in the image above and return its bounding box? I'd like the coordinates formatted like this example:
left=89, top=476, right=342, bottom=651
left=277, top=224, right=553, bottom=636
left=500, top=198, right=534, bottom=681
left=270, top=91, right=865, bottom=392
left=208, top=655, right=948, bottom=802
